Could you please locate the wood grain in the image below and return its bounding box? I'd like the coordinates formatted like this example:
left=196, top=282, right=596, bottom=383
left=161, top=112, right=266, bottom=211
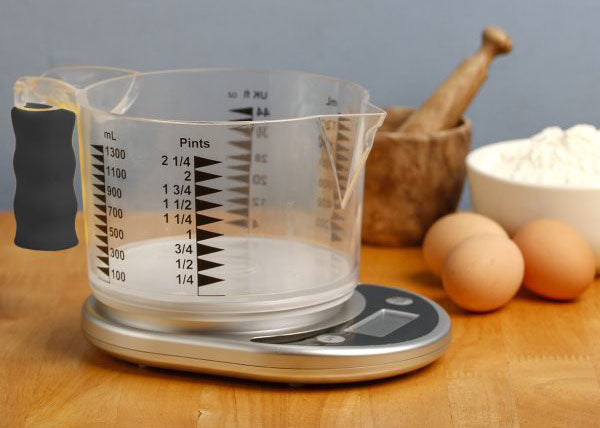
left=362, top=107, right=471, bottom=246
left=399, top=26, right=512, bottom=134
left=1, top=213, right=599, bottom=428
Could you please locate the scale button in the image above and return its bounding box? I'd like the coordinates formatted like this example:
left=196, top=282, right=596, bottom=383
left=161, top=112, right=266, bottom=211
left=386, top=296, right=414, bottom=306
left=316, top=334, right=346, bottom=344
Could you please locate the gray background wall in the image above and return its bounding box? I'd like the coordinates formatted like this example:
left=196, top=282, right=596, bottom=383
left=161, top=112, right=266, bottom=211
left=1, top=0, right=599, bottom=209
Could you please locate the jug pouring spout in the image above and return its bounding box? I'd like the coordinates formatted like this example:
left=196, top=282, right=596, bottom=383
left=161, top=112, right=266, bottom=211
left=14, top=76, right=79, bottom=112
left=14, top=66, right=138, bottom=113
left=320, top=102, right=386, bottom=209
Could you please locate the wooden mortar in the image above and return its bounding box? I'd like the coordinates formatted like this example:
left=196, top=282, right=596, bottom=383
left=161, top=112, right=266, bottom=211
left=362, top=107, right=471, bottom=246
left=362, top=26, right=511, bottom=246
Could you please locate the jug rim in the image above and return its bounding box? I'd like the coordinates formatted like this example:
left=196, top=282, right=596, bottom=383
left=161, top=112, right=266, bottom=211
left=78, top=67, right=385, bottom=125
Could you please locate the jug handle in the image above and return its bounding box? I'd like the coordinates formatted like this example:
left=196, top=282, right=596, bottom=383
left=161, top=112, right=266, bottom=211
left=12, top=103, right=78, bottom=250
left=11, top=66, right=138, bottom=250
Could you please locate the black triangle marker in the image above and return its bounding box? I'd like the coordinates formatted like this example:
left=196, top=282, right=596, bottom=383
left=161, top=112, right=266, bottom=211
left=197, top=259, right=224, bottom=271
left=336, top=144, right=350, bottom=152
left=96, top=234, right=108, bottom=245
left=228, top=153, right=252, bottom=162
left=195, top=200, right=222, bottom=211
left=194, top=156, right=221, bottom=169
left=95, top=214, right=107, bottom=224
left=97, top=245, right=108, bottom=255
left=228, top=219, right=248, bottom=227
left=92, top=164, right=104, bottom=173
left=196, top=213, right=222, bottom=226
left=228, top=208, right=248, bottom=217
left=229, top=126, right=253, bottom=137
left=95, top=224, right=108, bottom=234
left=229, top=107, right=253, bottom=116
left=91, top=144, right=104, bottom=153
left=228, top=197, right=249, bottom=205
left=98, top=266, right=110, bottom=276
left=197, top=273, right=223, bottom=287
left=196, top=243, right=223, bottom=256
left=92, top=154, right=104, bottom=164
left=93, top=183, right=105, bottom=193
left=228, top=175, right=249, bottom=184
left=332, top=212, right=344, bottom=221
left=228, top=140, right=252, bottom=151
left=196, top=229, right=223, bottom=241
left=97, top=256, right=109, bottom=266
left=229, top=186, right=250, bottom=195
left=94, top=203, right=106, bottom=212
left=331, top=233, right=343, bottom=242
left=337, top=134, right=350, bottom=142
left=195, top=185, right=222, bottom=197
left=94, top=194, right=106, bottom=204
left=338, top=122, right=351, bottom=131
left=93, top=174, right=105, bottom=183
left=331, top=222, right=344, bottom=232
left=195, top=170, right=221, bottom=182
left=228, top=164, right=251, bottom=172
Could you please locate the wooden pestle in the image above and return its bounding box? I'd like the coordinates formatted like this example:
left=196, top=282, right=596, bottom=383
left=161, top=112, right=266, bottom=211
left=399, top=26, right=512, bottom=134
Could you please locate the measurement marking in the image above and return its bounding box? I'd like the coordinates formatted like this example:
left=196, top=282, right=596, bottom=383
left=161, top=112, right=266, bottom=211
left=197, top=259, right=223, bottom=270
left=226, top=116, right=253, bottom=229
left=228, top=174, right=250, bottom=184
left=228, top=219, right=248, bottom=228
left=195, top=213, right=221, bottom=226
left=93, top=174, right=105, bottom=183
left=91, top=144, right=110, bottom=279
left=92, top=154, right=104, bottom=164
left=194, top=156, right=224, bottom=290
left=230, top=125, right=253, bottom=137
left=195, top=200, right=221, bottom=211
left=229, top=186, right=250, bottom=195
left=194, top=170, right=220, bottom=182
left=228, top=140, right=252, bottom=151
left=228, top=197, right=248, bottom=205
left=229, top=107, right=253, bottom=121
left=196, top=243, right=223, bottom=256
left=228, top=164, right=251, bottom=172
left=330, top=116, right=353, bottom=243
left=228, top=207, right=248, bottom=216
left=195, top=185, right=222, bottom=197
left=228, top=153, right=251, bottom=162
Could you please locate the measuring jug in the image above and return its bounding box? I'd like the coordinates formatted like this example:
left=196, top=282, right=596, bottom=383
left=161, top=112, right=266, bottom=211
left=12, top=66, right=385, bottom=332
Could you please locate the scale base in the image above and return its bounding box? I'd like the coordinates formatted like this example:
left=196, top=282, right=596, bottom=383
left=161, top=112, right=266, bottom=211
left=82, top=284, right=451, bottom=384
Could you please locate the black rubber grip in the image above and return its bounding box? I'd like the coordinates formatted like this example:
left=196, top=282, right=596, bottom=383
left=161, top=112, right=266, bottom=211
left=11, top=104, right=78, bottom=250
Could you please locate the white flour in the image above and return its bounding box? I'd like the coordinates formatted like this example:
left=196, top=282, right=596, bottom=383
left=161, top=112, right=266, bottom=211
left=490, top=124, right=600, bottom=187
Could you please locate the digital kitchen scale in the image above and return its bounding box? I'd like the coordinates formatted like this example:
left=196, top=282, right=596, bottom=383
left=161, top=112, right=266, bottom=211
left=82, top=284, right=451, bottom=383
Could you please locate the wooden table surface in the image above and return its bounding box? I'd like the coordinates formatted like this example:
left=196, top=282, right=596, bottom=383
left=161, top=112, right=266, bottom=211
left=2, top=213, right=600, bottom=428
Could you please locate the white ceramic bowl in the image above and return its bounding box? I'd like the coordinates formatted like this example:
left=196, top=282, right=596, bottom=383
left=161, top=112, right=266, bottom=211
left=467, top=139, right=600, bottom=268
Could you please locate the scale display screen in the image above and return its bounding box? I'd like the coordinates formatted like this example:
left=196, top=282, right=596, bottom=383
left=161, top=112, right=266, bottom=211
left=344, top=309, right=419, bottom=338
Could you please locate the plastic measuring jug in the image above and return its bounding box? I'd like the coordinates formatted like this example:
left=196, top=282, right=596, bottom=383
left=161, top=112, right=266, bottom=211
left=11, top=66, right=385, bottom=332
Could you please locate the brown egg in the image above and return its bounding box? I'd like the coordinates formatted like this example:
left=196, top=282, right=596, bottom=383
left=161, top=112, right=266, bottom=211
left=423, top=212, right=508, bottom=276
left=513, top=219, right=595, bottom=300
left=442, top=235, right=524, bottom=312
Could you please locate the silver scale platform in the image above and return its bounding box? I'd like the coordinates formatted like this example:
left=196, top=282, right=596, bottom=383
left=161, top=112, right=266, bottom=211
left=82, top=284, right=451, bottom=383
